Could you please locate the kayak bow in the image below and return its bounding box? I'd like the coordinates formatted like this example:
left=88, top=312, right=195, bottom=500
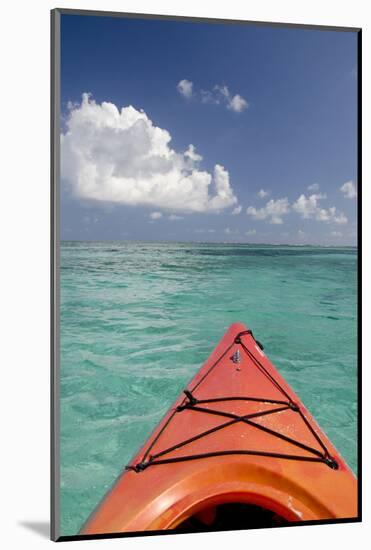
left=81, top=323, right=357, bottom=534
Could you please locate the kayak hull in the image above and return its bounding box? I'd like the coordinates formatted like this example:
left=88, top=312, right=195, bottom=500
left=81, top=323, right=357, bottom=534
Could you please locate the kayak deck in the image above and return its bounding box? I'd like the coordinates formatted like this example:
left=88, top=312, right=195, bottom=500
left=81, top=323, right=357, bottom=534
left=127, top=329, right=338, bottom=473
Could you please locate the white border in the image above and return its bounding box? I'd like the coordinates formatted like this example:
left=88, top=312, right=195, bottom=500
left=1, top=1, right=368, bottom=548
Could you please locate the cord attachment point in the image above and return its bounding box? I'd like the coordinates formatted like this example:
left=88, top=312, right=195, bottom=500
left=125, top=462, right=148, bottom=473
left=184, top=389, right=197, bottom=406
left=235, top=330, right=264, bottom=351
left=134, top=462, right=148, bottom=473
left=324, top=457, right=339, bottom=470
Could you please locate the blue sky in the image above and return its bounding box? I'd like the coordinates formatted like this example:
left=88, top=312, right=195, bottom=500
left=60, top=14, right=358, bottom=245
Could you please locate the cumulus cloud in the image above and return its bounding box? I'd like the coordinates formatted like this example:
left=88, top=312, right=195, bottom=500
left=246, top=198, right=290, bottom=224
left=292, top=193, right=326, bottom=218
left=247, top=192, right=348, bottom=227
left=229, top=94, right=247, bottom=112
left=213, top=85, right=249, bottom=112
left=307, top=183, right=320, bottom=192
left=340, top=180, right=357, bottom=199
left=257, top=189, right=269, bottom=198
left=149, top=212, right=162, bottom=220
left=331, top=231, right=342, bottom=237
left=292, top=193, right=347, bottom=224
left=245, top=229, right=256, bottom=236
left=224, top=227, right=239, bottom=235
left=178, top=81, right=248, bottom=113
left=232, top=205, right=242, bottom=215
left=168, top=214, right=183, bottom=220
left=177, top=79, right=193, bottom=98
left=184, top=143, right=202, bottom=162
left=61, top=94, right=238, bottom=213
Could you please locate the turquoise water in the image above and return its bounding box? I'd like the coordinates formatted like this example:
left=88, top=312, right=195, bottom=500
left=60, top=241, right=358, bottom=536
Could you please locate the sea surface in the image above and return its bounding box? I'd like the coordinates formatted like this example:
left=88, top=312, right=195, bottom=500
left=60, top=241, right=358, bottom=536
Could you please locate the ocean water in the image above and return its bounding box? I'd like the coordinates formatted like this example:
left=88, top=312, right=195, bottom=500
left=60, top=241, right=358, bottom=536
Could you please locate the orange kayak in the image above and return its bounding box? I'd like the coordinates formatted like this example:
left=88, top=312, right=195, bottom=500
left=81, top=323, right=357, bottom=534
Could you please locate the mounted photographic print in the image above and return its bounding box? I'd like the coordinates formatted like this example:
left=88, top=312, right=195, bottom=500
left=51, top=8, right=361, bottom=542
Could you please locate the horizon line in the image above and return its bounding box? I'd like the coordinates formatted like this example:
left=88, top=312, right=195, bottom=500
left=60, top=238, right=357, bottom=248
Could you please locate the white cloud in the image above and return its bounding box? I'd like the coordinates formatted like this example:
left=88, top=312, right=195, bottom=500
left=245, top=229, right=256, bottom=236
left=216, top=85, right=230, bottom=98
left=257, top=189, right=269, bottom=198
left=228, top=94, right=248, bottom=112
left=224, top=227, right=239, bottom=235
left=168, top=214, right=183, bottom=220
left=292, top=193, right=347, bottom=224
left=246, top=198, right=290, bottom=224
left=232, top=205, right=242, bottom=215
left=179, top=81, right=248, bottom=113
left=214, top=85, right=248, bottom=112
left=307, top=183, right=320, bottom=191
left=340, top=180, right=357, bottom=199
left=184, top=144, right=202, bottom=162
left=292, top=193, right=326, bottom=218
left=177, top=79, right=193, bottom=98
left=247, top=193, right=348, bottom=227
left=331, top=231, right=342, bottom=237
left=61, top=94, right=238, bottom=213
left=149, top=211, right=162, bottom=220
